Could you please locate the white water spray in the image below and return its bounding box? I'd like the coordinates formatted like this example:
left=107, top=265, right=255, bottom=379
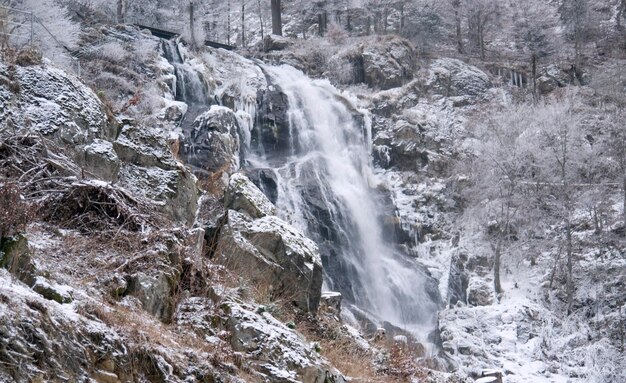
left=255, top=65, right=440, bottom=341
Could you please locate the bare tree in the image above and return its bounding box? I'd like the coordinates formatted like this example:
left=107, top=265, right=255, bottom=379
left=257, top=0, right=265, bottom=40
left=560, top=0, right=591, bottom=69
left=466, top=0, right=501, bottom=60
left=534, top=94, right=587, bottom=315
left=465, top=104, right=536, bottom=296
left=513, top=0, right=557, bottom=99
left=451, top=0, right=463, bottom=53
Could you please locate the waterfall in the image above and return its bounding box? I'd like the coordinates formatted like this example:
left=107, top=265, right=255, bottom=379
left=250, top=65, right=441, bottom=342
left=161, top=40, right=211, bottom=131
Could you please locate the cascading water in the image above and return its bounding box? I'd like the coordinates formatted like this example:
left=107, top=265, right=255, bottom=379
left=248, top=65, right=441, bottom=343
left=161, top=40, right=211, bottom=131
left=160, top=39, right=441, bottom=344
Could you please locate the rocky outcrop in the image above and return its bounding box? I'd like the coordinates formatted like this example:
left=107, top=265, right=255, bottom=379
left=263, top=34, right=292, bottom=52
left=224, top=172, right=277, bottom=218
left=467, top=277, right=494, bottom=307
left=216, top=210, right=324, bottom=313
left=183, top=105, right=242, bottom=176
left=254, top=85, right=292, bottom=156
left=536, top=63, right=591, bottom=95
left=427, top=58, right=492, bottom=99
left=0, top=63, right=114, bottom=143
left=362, top=36, right=416, bottom=90
left=224, top=301, right=346, bottom=382
left=0, top=235, right=36, bottom=286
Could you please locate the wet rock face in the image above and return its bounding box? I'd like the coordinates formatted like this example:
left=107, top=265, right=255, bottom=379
left=254, top=86, right=292, bottom=157
left=182, top=105, right=242, bottom=176
left=0, top=235, right=37, bottom=287
left=245, top=168, right=279, bottom=204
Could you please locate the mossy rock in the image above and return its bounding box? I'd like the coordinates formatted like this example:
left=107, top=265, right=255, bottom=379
left=0, top=235, right=37, bottom=286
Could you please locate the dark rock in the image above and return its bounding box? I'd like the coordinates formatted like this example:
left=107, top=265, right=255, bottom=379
left=182, top=106, right=242, bottom=176
left=263, top=34, right=291, bottom=52
left=254, top=85, right=292, bottom=157
left=79, top=139, right=120, bottom=181
left=447, top=250, right=469, bottom=306
left=245, top=168, right=279, bottom=204
left=320, top=292, right=342, bottom=313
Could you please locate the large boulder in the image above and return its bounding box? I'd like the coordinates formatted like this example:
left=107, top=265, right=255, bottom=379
left=114, top=124, right=198, bottom=226
left=182, top=106, right=242, bottom=176
left=224, top=301, right=346, bottom=383
left=467, top=277, right=494, bottom=307
left=224, top=173, right=277, bottom=219
left=263, top=34, right=291, bottom=53
left=0, top=63, right=114, bottom=143
left=215, top=210, right=323, bottom=313
left=427, top=58, right=492, bottom=98
left=362, top=36, right=416, bottom=90
left=79, top=139, right=121, bottom=181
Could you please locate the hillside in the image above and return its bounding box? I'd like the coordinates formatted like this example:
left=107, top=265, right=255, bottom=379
left=1, top=1, right=625, bottom=382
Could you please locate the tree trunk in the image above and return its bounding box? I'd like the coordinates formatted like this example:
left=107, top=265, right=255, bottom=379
left=399, top=4, right=404, bottom=34
left=532, top=53, right=537, bottom=101
left=623, top=173, right=626, bottom=237
left=116, top=0, right=125, bottom=24
left=494, top=239, right=503, bottom=296
left=227, top=0, right=231, bottom=45
left=383, top=7, right=388, bottom=33
left=618, top=0, right=626, bottom=29
left=241, top=1, right=245, bottom=47
left=453, top=0, right=464, bottom=53
left=257, top=0, right=265, bottom=40
left=189, top=1, right=197, bottom=50
left=479, top=20, right=486, bottom=60
left=271, top=0, right=282, bottom=36
left=566, top=216, right=574, bottom=315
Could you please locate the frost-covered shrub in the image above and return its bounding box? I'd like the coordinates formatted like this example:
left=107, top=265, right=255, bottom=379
left=135, top=84, right=164, bottom=115
left=98, top=41, right=130, bottom=63
left=132, top=37, right=158, bottom=65
left=326, top=22, right=348, bottom=45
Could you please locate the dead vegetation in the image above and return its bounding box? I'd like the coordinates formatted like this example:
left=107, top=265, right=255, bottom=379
left=0, top=133, right=167, bottom=237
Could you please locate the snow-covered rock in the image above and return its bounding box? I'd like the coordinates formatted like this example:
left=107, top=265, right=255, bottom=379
left=216, top=210, right=324, bottom=313
left=0, top=63, right=113, bottom=143
left=225, top=173, right=277, bottom=219
left=466, top=277, right=494, bottom=307
left=183, top=105, right=242, bottom=176
left=263, top=34, right=292, bottom=52
left=362, top=36, right=416, bottom=90
left=427, top=58, right=492, bottom=99
left=224, top=301, right=345, bottom=383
